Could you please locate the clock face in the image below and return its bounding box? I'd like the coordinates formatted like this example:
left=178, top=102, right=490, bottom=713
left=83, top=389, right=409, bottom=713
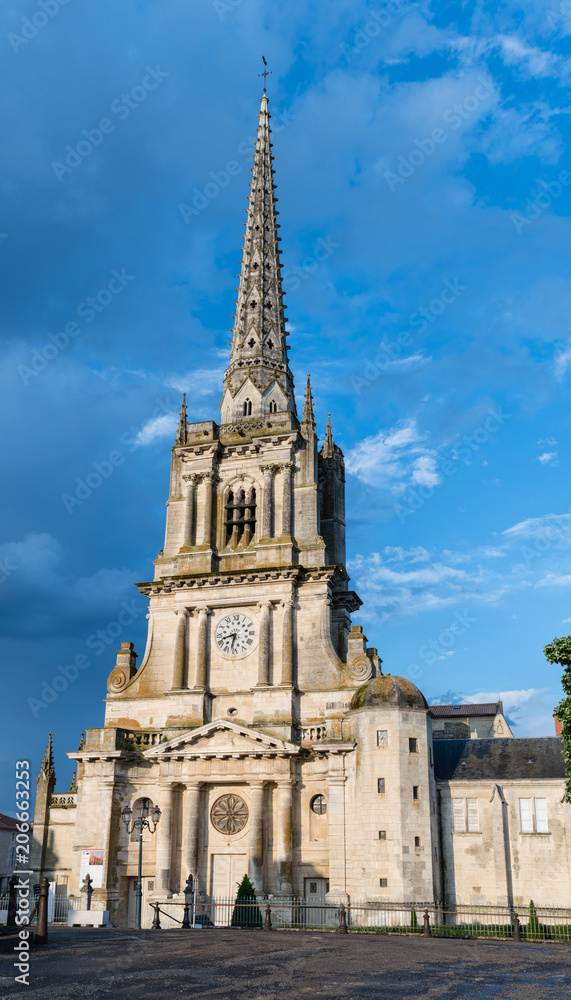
left=215, top=613, right=256, bottom=656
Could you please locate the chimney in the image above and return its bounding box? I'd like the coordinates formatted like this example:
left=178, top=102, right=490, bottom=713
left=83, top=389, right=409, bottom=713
left=555, top=716, right=563, bottom=737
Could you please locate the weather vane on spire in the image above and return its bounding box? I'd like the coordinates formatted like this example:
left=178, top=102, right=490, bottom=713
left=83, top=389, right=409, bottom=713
left=258, top=55, right=272, bottom=93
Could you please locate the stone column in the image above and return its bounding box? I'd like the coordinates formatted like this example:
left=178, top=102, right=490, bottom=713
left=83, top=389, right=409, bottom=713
left=248, top=782, right=265, bottom=893
left=172, top=610, right=188, bottom=690
left=202, top=473, right=215, bottom=548
left=257, top=601, right=271, bottom=685
left=181, top=474, right=198, bottom=549
left=281, top=599, right=294, bottom=686
left=276, top=780, right=293, bottom=893
left=281, top=462, right=294, bottom=537
left=194, top=605, right=212, bottom=689
left=181, top=783, right=201, bottom=882
left=261, top=466, right=274, bottom=538
left=155, top=784, right=174, bottom=895
left=327, top=760, right=348, bottom=900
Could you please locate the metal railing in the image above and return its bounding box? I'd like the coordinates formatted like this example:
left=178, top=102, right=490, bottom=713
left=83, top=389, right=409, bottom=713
left=145, top=897, right=571, bottom=942
left=0, top=893, right=82, bottom=924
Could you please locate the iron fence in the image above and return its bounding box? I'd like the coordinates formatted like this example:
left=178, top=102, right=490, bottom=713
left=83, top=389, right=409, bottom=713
left=0, top=893, right=82, bottom=923
left=150, top=896, right=571, bottom=942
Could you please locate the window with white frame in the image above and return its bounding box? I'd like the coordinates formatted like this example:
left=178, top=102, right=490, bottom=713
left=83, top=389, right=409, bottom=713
left=452, top=797, right=480, bottom=832
left=519, top=798, right=548, bottom=833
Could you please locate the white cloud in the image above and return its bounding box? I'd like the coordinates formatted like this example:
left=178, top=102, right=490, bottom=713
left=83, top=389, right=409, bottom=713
left=345, top=418, right=437, bottom=490
left=135, top=413, right=178, bottom=446
left=536, top=572, right=571, bottom=588
left=375, top=353, right=431, bottom=371
left=502, top=513, right=571, bottom=540
left=537, top=451, right=558, bottom=465
left=496, top=35, right=567, bottom=80
left=555, top=347, right=571, bottom=380
left=165, top=367, right=224, bottom=396
left=412, top=455, right=441, bottom=487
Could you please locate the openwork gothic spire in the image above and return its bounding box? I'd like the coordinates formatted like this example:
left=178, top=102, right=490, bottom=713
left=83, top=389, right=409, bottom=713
left=221, top=92, right=295, bottom=420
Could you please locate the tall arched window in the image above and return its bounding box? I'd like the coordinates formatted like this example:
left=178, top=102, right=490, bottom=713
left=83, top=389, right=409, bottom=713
left=224, top=487, right=256, bottom=547
left=243, top=399, right=252, bottom=416
left=268, top=400, right=277, bottom=413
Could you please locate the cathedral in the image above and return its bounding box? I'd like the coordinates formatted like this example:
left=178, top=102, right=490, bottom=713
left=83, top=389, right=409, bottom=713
left=31, top=90, right=570, bottom=927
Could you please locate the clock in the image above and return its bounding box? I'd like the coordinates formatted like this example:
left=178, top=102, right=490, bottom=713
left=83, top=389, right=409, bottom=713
left=215, top=613, right=256, bottom=656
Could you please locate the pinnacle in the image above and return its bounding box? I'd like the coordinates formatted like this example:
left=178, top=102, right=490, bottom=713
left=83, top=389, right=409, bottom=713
left=322, top=413, right=334, bottom=458
left=302, top=374, right=315, bottom=428
left=39, top=731, right=56, bottom=784
left=176, top=393, right=188, bottom=445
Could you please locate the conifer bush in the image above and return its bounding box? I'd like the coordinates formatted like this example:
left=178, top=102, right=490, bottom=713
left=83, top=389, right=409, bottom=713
left=230, top=874, right=262, bottom=928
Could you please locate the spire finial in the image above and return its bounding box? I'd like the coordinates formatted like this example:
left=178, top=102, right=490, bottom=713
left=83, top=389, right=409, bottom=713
left=322, top=413, right=334, bottom=458
left=258, top=55, right=272, bottom=94
left=176, top=392, right=187, bottom=445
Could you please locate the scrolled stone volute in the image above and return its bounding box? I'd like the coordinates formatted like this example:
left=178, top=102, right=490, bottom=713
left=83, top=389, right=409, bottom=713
left=107, top=642, right=138, bottom=694
left=351, top=674, right=428, bottom=711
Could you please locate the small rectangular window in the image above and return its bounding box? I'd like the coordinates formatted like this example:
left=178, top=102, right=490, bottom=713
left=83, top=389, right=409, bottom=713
left=414, top=836, right=420, bottom=848
left=534, top=798, right=548, bottom=833
left=452, top=798, right=466, bottom=832
left=377, top=730, right=388, bottom=747
left=466, top=798, right=479, bottom=833
left=378, top=830, right=386, bottom=840
left=519, top=798, right=533, bottom=833
left=413, top=785, right=419, bottom=800
left=8, top=846, right=15, bottom=867
left=379, top=878, right=388, bottom=887
left=409, top=737, right=418, bottom=753
left=377, top=778, right=385, bottom=794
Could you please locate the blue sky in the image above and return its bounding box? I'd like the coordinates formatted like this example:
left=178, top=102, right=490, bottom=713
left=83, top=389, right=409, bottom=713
left=2, top=0, right=571, bottom=805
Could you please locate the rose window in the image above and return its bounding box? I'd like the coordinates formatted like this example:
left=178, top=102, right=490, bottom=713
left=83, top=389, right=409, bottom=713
left=210, top=793, right=249, bottom=835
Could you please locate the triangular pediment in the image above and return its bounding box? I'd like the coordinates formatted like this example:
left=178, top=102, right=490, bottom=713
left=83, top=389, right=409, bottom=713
left=142, top=719, right=299, bottom=759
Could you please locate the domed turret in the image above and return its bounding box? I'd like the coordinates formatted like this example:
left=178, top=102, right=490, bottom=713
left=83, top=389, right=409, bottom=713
left=350, top=675, right=427, bottom=711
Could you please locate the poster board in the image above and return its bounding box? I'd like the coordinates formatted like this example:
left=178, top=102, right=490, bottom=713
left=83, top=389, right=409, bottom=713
left=79, top=849, right=105, bottom=889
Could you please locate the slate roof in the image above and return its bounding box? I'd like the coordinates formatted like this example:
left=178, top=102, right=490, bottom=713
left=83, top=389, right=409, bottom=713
left=0, top=813, right=18, bottom=831
left=429, top=703, right=499, bottom=718
left=434, top=737, right=565, bottom=781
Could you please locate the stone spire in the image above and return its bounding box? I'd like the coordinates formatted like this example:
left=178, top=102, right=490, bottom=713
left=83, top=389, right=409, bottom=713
left=220, top=92, right=295, bottom=421
left=38, top=732, right=55, bottom=785
left=176, top=393, right=187, bottom=445
left=322, top=413, right=334, bottom=458
left=301, top=374, right=315, bottom=430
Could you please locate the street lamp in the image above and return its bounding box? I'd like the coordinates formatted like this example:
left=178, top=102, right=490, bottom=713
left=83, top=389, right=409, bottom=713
left=121, top=798, right=161, bottom=929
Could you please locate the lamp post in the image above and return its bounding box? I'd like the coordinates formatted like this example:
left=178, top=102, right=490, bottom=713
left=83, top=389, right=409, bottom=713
left=121, top=798, right=161, bottom=929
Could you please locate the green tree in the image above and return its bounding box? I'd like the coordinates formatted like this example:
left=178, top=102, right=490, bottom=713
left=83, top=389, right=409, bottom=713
left=544, top=635, right=571, bottom=802
left=528, top=899, right=541, bottom=939
left=230, top=874, right=262, bottom=928
left=410, top=909, right=419, bottom=931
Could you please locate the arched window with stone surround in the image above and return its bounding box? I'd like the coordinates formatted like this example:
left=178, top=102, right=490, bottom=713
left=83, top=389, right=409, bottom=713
left=243, top=399, right=252, bottom=416
left=268, top=400, right=277, bottom=413
left=224, top=486, right=256, bottom=547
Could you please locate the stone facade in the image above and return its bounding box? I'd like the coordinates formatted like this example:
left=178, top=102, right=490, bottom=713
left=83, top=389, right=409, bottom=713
left=30, top=92, right=570, bottom=925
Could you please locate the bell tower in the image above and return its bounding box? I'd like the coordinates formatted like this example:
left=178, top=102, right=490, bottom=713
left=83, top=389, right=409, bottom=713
left=104, top=89, right=379, bottom=743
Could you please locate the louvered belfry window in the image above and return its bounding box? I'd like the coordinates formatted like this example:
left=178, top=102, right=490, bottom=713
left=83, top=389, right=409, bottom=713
left=224, top=487, right=256, bottom=547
